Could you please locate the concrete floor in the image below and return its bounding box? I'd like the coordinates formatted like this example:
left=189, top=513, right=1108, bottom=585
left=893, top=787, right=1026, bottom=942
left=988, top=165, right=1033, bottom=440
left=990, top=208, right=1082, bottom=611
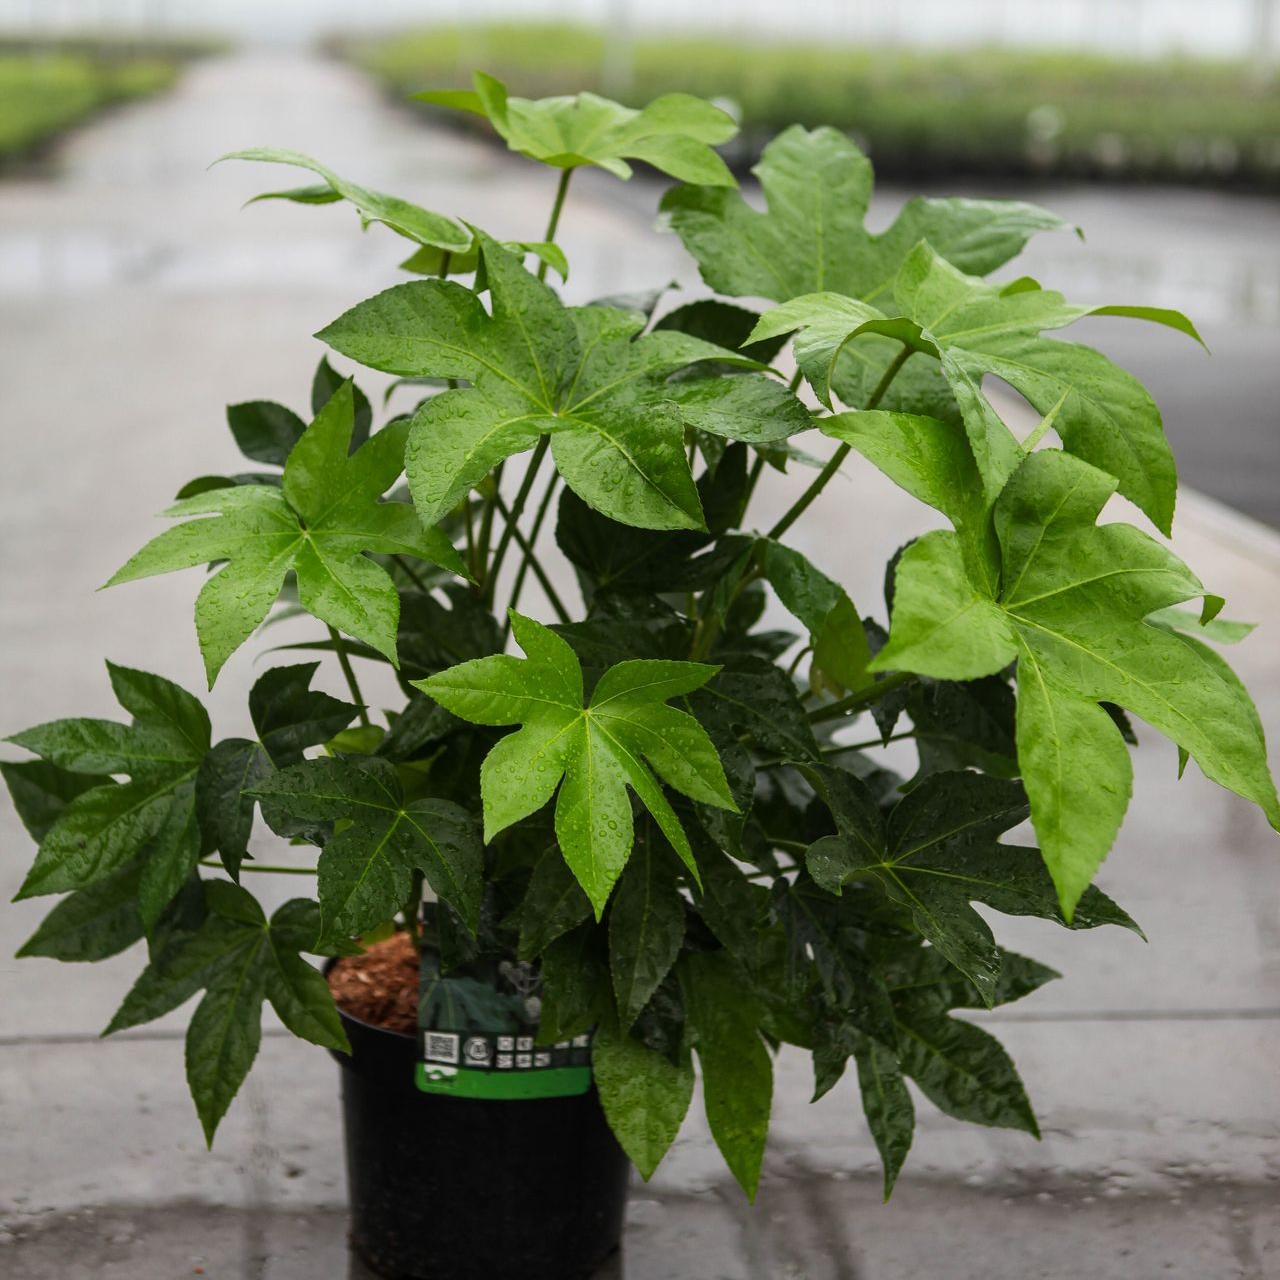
left=1, top=52, right=1279, bottom=1279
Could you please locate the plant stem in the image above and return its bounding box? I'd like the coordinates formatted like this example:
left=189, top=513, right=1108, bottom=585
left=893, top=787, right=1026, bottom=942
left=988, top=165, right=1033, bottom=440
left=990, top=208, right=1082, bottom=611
left=760, top=835, right=809, bottom=855
left=403, top=871, right=423, bottom=950
left=328, top=626, right=371, bottom=727
left=787, top=367, right=804, bottom=393
left=494, top=491, right=571, bottom=627
left=504, top=468, right=566, bottom=625
left=808, top=669, right=916, bottom=724
left=476, top=466, right=502, bottom=593
left=757, top=729, right=917, bottom=769
left=538, top=169, right=573, bottom=279
left=765, top=345, right=911, bottom=542
left=484, top=437, right=549, bottom=606
left=743, top=453, right=766, bottom=509
left=199, top=858, right=317, bottom=876
left=393, top=554, right=430, bottom=594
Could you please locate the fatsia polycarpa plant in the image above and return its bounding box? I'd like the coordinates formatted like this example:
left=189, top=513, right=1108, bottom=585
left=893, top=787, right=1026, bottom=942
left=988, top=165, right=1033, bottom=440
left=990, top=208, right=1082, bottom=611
left=6, top=72, right=1277, bottom=1198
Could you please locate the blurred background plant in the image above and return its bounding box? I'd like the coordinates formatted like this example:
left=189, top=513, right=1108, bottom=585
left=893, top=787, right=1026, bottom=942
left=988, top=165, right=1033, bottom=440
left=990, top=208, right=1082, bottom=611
left=0, top=32, right=219, bottom=164
left=336, top=22, right=1280, bottom=188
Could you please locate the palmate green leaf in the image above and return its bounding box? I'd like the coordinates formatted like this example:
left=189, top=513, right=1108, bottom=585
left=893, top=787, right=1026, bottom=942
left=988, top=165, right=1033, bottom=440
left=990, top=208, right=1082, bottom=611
left=608, top=823, right=687, bottom=1028
left=319, top=235, right=765, bottom=533
left=893, top=996, right=1038, bottom=1136
left=198, top=663, right=358, bottom=878
left=105, top=881, right=348, bottom=1143
left=228, top=146, right=570, bottom=282
left=106, top=382, right=467, bottom=683
left=16, top=860, right=144, bottom=962
left=416, top=72, right=737, bottom=185
left=680, top=950, right=773, bottom=1201
left=806, top=768, right=1138, bottom=1005
left=223, top=147, right=471, bottom=252
left=663, top=124, right=1066, bottom=305
left=851, top=1032, right=914, bottom=1200
left=248, top=755, right=482, bottom=942
left=417, top=612, right=737, bottom=914
left=10, top=664, right=210, bottom=929
left=764, top=242, right=1202, bottom=533
left=866, top=443, right=1280, bottom=915
left=592, top=1020, right=694, bottom=1180
left=1, top=758, right=111, bottom=842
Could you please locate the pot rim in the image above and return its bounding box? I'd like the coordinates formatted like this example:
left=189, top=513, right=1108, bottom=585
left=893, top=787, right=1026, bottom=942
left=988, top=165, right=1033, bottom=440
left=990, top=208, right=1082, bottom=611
left=323, top=954, right=417, bottom=1044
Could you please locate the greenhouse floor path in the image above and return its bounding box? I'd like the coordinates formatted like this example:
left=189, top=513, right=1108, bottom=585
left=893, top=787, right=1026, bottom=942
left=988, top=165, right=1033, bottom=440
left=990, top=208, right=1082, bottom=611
left=1, top=50, right=1279, bottom=1279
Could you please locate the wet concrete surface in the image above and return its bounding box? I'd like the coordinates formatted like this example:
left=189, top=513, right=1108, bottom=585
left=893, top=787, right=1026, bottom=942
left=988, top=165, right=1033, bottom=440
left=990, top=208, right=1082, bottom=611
left=1, top=50, right=1279, bottom=1279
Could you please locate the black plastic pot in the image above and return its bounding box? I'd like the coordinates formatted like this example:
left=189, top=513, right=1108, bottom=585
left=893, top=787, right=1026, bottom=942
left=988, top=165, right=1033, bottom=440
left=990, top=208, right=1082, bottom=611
left=330, top=1005, right=631, bottom=1280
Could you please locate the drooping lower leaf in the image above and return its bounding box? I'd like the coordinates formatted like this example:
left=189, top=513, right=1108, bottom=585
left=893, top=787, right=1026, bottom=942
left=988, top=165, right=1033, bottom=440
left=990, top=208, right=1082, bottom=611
left=106, top=881, right=348, bottom=1143
left=593, top=1020, right=695, bottom=1179
left=680, top=950, right=773, bottom=1200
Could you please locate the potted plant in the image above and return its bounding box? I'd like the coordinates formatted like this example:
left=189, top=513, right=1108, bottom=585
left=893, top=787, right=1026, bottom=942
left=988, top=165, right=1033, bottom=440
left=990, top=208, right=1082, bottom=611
left=6, top=73, right=1278, bottom=1280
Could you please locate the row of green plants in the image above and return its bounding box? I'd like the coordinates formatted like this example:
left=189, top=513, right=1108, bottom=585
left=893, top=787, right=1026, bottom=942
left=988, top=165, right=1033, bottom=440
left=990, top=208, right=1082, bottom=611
left=334, top=22, right=1280, bottom=186
left=5, top=72, right=1276, bottom=1200
left=0, top=47, right=179, bottom=163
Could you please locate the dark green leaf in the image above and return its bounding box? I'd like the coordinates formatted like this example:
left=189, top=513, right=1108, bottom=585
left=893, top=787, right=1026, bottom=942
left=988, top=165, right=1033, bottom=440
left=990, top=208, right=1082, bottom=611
left=249, top=755, right=483, bottom=941
left=226, top=401, right=305, bottom=468
left=17, top=860, right=145, bottom=962
left=593, top=1020, right=694, bottom=1179
left=608, top=828, right=687, bottom=1028
left=806, top=769, right=1138, bottom=1005
left=680, top=950, right=772, bottom=1200
left=517, top=845, right=592, bottom=960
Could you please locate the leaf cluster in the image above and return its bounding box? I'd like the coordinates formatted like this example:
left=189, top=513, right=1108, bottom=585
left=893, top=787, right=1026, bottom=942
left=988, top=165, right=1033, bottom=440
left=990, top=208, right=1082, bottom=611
left=5, top=79, right=1276, bottom=1202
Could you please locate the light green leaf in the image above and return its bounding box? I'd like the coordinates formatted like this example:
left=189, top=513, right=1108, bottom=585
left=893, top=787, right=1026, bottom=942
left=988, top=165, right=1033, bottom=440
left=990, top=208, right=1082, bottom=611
left=106, top=382, right=466, bottom=682
left=222, top=147, right=471, bottom=251
left=680, top=950, right=773, bottom=1200
left=874, top=448, right=1280, bottom=914
left=417, top=612, right=735, bottom=914
left=593, top=1021, right=694, bottom=1179
left=663, top=124, right=1065, bottom=305
left=772, top=243, right=1200, bottom=531
left=418, top=74, right=737, bottom=184
left=321, top=237, right=757, bottom=533
left=759, top=539, right=872, bottom=693
left=248, top=755, right=483, bottom=941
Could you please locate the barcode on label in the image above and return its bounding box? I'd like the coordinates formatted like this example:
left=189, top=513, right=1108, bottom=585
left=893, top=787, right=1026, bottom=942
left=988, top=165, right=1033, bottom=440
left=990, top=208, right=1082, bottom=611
left=424, top=1032, right=460, bottom=1064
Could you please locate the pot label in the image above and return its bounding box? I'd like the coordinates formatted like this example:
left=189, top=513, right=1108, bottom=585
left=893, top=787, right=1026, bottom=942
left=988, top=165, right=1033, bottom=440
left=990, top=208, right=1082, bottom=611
left=416, top=921, right=592, bottom=1100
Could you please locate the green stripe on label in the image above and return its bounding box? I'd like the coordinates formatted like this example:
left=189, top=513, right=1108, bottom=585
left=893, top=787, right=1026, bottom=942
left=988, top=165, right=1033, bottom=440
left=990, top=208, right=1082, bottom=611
left=416, top=1061, right=593, bottom=1100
